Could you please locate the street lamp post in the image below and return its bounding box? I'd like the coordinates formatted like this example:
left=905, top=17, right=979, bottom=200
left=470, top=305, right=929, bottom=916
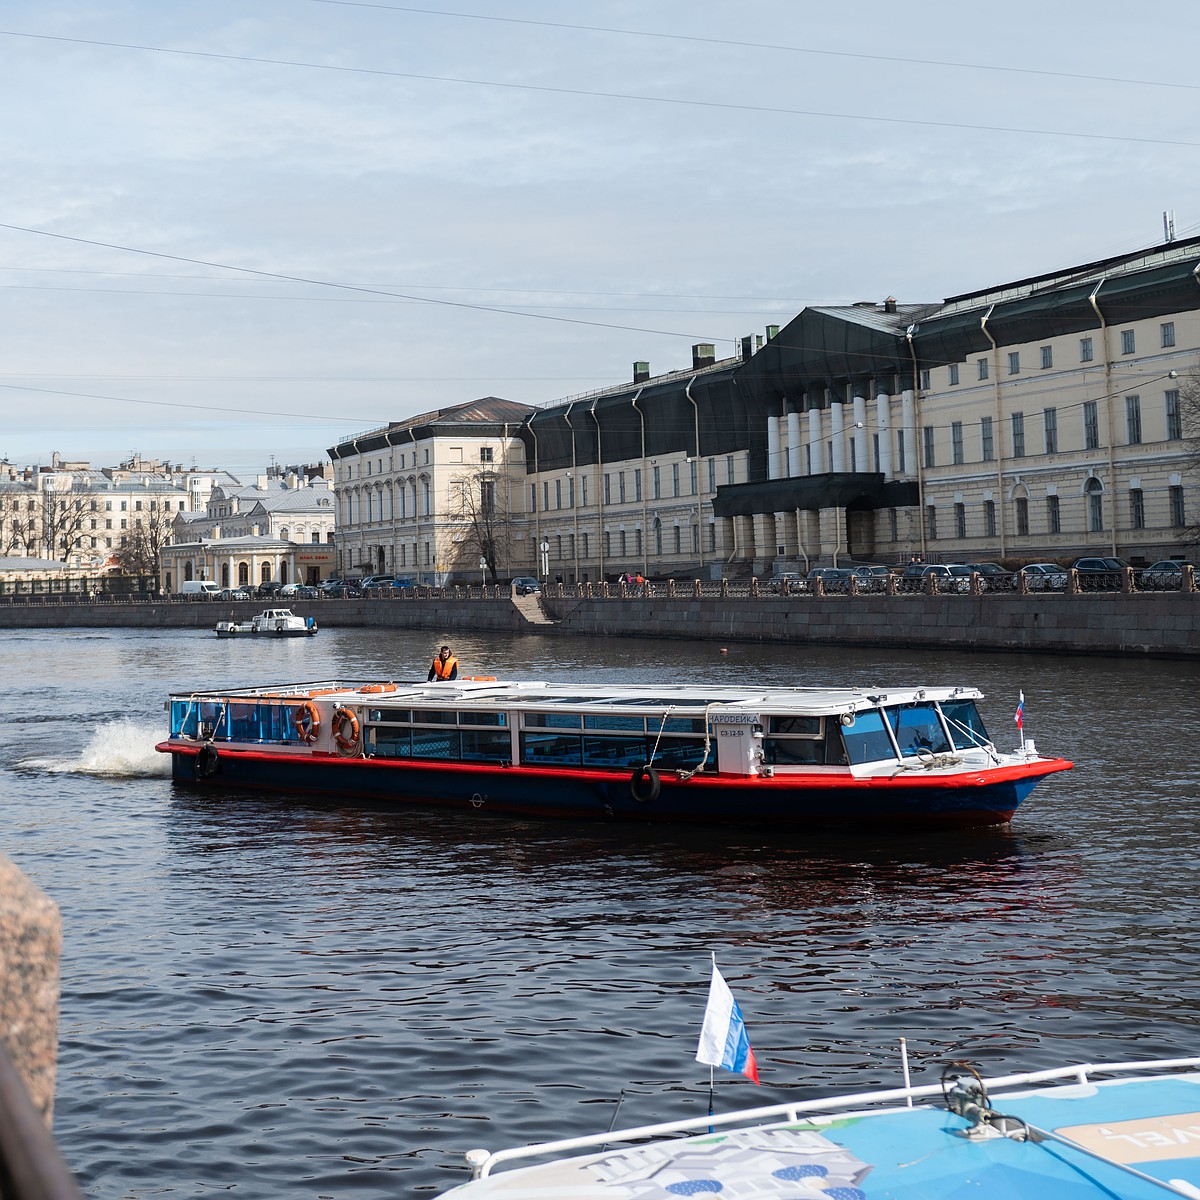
left=479, top=555, right=487, bottom=587
left=539, top=540, right=550, bottom=580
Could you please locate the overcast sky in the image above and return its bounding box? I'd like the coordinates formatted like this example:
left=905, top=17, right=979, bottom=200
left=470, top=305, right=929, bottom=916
left=2, top=0, right=1197, bottom=477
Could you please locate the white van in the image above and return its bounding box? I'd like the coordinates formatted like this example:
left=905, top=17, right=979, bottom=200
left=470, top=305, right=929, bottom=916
left=180, top=580, right=221, bottom=597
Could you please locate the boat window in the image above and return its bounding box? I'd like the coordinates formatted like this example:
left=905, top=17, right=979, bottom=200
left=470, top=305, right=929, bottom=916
left=582, top=735, right=648, bottom=768
left=371, top=727, right=411, bottom=758
left=885, top=703, right=952, bottom=756
left=768, top=715, right=822, bottom=736
left=659, top=716, right=707, bottom=734
left=839, top=710, right=898, bottom=765
left=583, top=714, right=645, bottom=732
left=762, top=714, right=827, bottom=766
left=524, top=712, right=582, bottom=730
left=653, top=738, right=715, bottom=771
left=460, top=729, right=512, bottom=762
left=520, top=731, right=583, bottom=765
left=939, top=700, right=990, bottom=751
left=371, top=708, right=412, bottom=723
left=410, top=728, right=459, bottom=759
left=411, top=709, right=457, bottom=725
left=458, top=710, right=506, bottom=727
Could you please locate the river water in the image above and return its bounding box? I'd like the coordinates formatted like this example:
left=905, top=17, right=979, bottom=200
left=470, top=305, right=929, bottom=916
left=2, top=627, right=1199, bottom=1198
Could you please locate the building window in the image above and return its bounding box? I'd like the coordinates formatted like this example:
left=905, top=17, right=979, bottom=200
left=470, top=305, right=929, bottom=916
left=1125, top=395, right=1142, bottom=444
left=652, top=466, right=661, bottom=499
left=980, top=416, right=994, bottom=462
left=633, top=468, right=642, bottom=502
left=1166, top=389, right=1182, bottom=440
left=603, top=474, right=611, bottom=505
left=919, top=368, right=931, bottom=391
left=948, top=364, right=960, bottom=386
left=1120, top=329, right=1136, bottom=355
left=1043, top=407, right=1058, bottom=454
left=554, top=479, right=562, bottom=510
left=530, top=484, right=537, bottom=513
left=925, top=505, right=937, bottom=541
left=618, top=530, right=627, bottom=556
left=954, top=502, right=966, bottom=539
left=1040, top=345, right=1053, bottom=369
left=541, top=481, right=550, bottom=511
left=1086, top=478, right=1104, bottom=532
left=725, top=456, right=735, bottom=485
left=1161, top=321, right=1176, bottom=348
left=977, top=358, right=989, bottom=381
left=1083, top=400, right=1100, bottom=450
left=707, top=460, right=716, bottom=493
left=1080, top=336, right=1093, bottom=362
left=951, top=421, right=964, bottom=465
left=581, top=532, right=589, bottom=559
left=1047, top=494, right=1060, bottom=534
left=480, top=446, right=493, bottom=463
left=984, top=500, right=996, bottom=538
left=634, top=528, right=642, bottom=555
left=618, top=472, right=626, bottom=504
left=673, top=526, right=681, bottom=554
left=922, top=426, right=935, bottom=469
left=689, top=460, right=698, bottom=495
left=671, top=463, right=680, bottom=497
left=580, top=476, right=588, bottom=507
left=707, top=523, right=716, bottom=552
left=1014, top=497, right=1029, bottom=536
left=896, top=430, right=906, bottom=474
left=1130, top=488, right=1145, bottom=529
left=1011, top=412, right=1025, bottom=458
left=1170, top=486, right=1185, bottom=527
left=1008, top=351, right=1020, bottom=375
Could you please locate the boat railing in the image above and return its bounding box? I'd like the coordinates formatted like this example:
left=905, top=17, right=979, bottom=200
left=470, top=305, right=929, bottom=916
left=463, top=1056, right=1200, bottom=1179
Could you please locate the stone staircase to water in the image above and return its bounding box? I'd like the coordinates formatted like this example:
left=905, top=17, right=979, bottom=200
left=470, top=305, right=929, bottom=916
left=511, top=592, right=556, bottom=625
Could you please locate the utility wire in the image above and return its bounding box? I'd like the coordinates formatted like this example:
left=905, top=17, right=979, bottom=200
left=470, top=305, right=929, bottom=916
left=2, top=29, right=1198, bottom=149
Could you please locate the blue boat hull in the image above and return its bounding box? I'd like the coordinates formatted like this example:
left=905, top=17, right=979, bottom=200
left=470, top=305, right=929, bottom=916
left=161, top=742, right=1062, bottom=830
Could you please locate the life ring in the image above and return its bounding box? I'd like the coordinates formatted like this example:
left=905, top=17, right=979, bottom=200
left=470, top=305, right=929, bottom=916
left=359, top=683, right=397, bottom=695
left=630, top=763, right=661, bottom=804
left=332, top=706, right=361, bottom=753
left=195, top=742, right=220, bottom=780
left=293, top=701, right=320, bottom=743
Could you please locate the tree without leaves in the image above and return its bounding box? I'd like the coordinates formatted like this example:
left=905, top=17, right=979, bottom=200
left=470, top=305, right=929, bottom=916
left=112, top=502, right=176, bottom=575
left=449, top=470, right=513, bottom=583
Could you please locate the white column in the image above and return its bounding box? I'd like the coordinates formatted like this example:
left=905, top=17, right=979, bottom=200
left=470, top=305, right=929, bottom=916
left=766, top=417, right=782, bottom=480
left=851, top=394, right=868, bottom=473
left=830, top=403, right=846, bottom=474
left=875, top=392, right=894, bottom=479
left=806, top=408, right=823, bottom=475
left=786, top=411, right=802, bottom=478
left=901, top=390, right=917, bottom=478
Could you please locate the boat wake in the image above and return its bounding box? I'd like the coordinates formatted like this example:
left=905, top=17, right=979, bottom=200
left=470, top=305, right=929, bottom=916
left=19, top=719, right=171, bottom=778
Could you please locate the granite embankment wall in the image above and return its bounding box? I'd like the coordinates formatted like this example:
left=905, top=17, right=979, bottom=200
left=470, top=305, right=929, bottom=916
left=0, top=594, right=1196, bottom=657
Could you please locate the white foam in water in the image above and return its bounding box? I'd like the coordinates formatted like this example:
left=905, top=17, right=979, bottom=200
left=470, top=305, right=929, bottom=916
left=21, top=719, right=172, bottom=777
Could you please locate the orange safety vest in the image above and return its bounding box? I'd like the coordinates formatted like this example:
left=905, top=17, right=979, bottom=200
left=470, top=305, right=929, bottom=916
left=432, top=655, right=458, bottom=680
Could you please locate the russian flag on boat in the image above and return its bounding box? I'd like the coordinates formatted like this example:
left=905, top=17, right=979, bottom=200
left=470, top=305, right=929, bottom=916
left=1015, top=691, right=1025, bottom=730
left=696, top=960, right=759, bottom=1084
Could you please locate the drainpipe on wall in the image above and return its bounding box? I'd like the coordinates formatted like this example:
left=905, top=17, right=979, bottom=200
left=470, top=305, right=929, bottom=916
left=630, top=388, right=647, bottom=578
left=563, top=403, right=580, bottom=583
left=980, top=305, right=1008, bottom=559
left=905, top=327, right=928, bottom=561
left=685, top=375, right=704, bottom=576
left=527, top=418, right=540, bottom=576
left=1087, top=277, right=1119, bottom=557
left=590, top=398, right=605, bottom=582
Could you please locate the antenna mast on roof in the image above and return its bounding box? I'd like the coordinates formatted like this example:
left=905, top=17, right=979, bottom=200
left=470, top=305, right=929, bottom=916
left=1163, top=210, right=1177, bottom=243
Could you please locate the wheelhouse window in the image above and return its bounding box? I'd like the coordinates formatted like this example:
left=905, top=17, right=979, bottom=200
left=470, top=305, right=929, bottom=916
left=885, top=704, right=951, bottom=757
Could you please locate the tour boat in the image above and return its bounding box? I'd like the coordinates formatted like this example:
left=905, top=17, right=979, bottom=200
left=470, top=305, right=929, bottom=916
left=214, top=609, right=317, bottom=638
left=156, top=678, right=1070, bottom=827
left=440, top=1057, right=1200, bottom=1199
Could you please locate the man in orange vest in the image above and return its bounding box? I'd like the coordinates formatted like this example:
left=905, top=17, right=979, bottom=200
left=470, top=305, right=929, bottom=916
left=428, top=645, right=459, bottom=681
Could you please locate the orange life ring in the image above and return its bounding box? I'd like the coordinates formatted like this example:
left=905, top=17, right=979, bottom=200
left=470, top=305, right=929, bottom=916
left=359, top=683, right=397, bottom=694
left=332, top=706, right=361, bottom=751
left=293, top=701, right=320, bottom=743
left=463, top=676, right=497, bottom=682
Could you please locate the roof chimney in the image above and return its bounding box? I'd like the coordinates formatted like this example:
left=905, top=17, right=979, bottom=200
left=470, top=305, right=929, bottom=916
left=765, top=324, right=779, bottom=341
left=741, top=336, right=754, bottom=361
left=884, top=296, right=897, bottom=314
left=633, top=361, right=650, bottom=384
left=692, top=343, right=715, bottom=370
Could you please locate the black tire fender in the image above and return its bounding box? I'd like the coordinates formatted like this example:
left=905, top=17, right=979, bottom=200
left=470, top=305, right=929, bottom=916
left=195, top=742, right=219, bottom=780
left=630, top=763, right=661, bottom=804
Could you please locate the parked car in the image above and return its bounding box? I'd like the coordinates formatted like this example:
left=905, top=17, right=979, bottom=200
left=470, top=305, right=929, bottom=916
left=766, top=571, right=806, bottom=594
left=321, top=579, right=361, bottom=597
left=1140, top=560, right=1193, bottom=590
left=359, top=575, right=397, bottom=591
left=807, top=566, right=854, bottom=593
left=1071, top=556, right=1129, bottom=591
left=292, top=585, right=320, bottom=599
left=1020, top=562, right=1069, bottom=591
left=255, top=581, right=284, bottom=599
left=920, top=563, right=974, bottom=593
left=511, top=576, right=541, bottom=596
left=964, top=562, right=1016, bottom=591
left=846, top=564, right=891, bottom=592
left=216, top=587, right=250, bottom=602
left=390, top=577, right=416, bottom=590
